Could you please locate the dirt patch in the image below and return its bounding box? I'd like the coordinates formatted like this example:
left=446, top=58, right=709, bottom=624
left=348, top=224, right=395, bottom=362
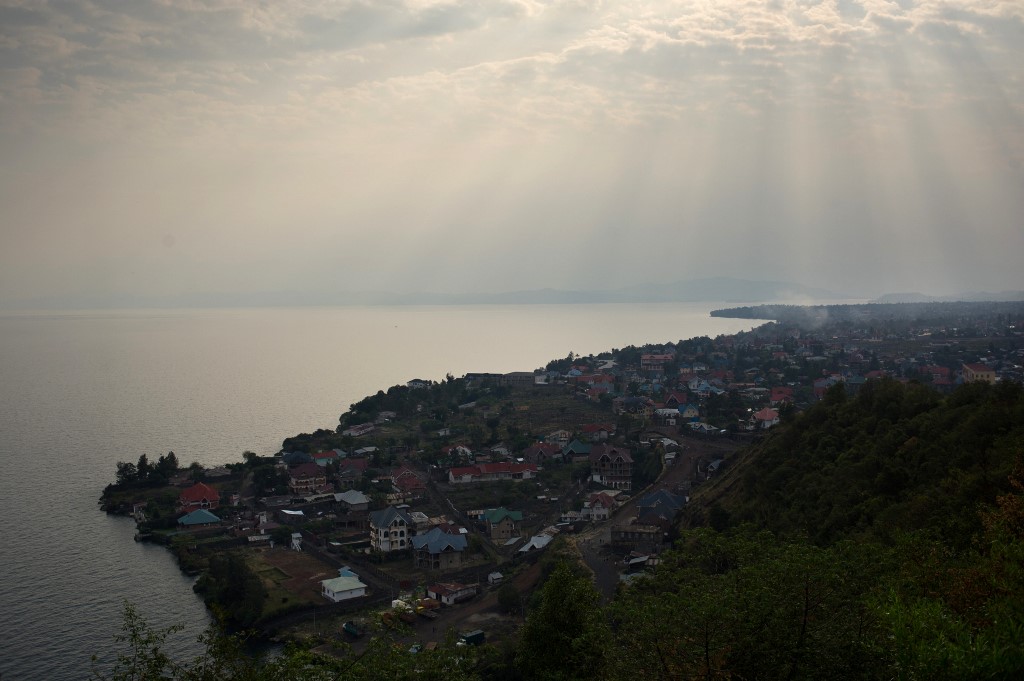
left=254, top=547, right=337, bottom=604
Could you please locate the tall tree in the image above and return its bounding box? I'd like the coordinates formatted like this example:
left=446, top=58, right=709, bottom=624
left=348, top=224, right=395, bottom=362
left=516, top=561, right=609, bottom=681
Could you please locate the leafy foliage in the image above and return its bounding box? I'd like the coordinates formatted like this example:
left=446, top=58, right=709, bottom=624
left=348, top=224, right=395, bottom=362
left=193, top=553, right=266, bottom=629
left=698, top=379, right=1024, bottom=546
left=611, top=528, right=891, bottom=679
left=516, top=561, right=609, bottom=681
left=93, top=602, right=479, bottom=681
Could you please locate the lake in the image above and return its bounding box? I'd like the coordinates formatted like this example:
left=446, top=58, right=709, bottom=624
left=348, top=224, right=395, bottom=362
left=0, top=303, right=763, bottom=679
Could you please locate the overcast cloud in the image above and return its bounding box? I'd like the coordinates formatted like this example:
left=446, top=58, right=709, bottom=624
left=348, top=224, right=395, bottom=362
left=1, top=0, right=1022, bottom=305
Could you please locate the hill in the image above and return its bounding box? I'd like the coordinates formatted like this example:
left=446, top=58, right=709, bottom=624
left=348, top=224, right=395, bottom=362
left=686, top=379, right=1024, bottom=547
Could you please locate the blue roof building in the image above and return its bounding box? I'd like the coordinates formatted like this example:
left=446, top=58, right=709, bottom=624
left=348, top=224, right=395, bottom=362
left=177, top=509, right=221, bottom=527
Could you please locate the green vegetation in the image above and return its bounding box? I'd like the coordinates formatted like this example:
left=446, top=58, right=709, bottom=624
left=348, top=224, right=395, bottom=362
left=695, top=379, right=1024, bottom=546
left=93, top=602, right=480, bottom=681
left=193, top=552, right=267, bottom=630
left=515, top=562, right=609, bottom=681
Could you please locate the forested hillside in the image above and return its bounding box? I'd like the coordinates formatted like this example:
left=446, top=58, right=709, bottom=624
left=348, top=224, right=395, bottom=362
left=688, top=379, right=1024, bottom=547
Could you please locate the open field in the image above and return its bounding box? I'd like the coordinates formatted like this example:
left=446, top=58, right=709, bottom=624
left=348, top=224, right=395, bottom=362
left=252, top=547, right=335, bottom=614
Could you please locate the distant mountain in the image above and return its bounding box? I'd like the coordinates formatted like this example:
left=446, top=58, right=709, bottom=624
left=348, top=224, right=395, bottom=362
left=872, top=290, right=1024, bottom=304
left=6, top=277, right=843, bottom=310
left=382, top=278, right=840, bottom=305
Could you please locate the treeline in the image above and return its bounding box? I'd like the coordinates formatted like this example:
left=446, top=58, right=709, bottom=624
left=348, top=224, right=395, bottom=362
left=113, top=451, right=182, bottom=487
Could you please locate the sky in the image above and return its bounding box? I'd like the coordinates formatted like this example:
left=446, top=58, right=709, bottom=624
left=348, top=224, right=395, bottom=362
left=1, top=0, right=1022, bottom=306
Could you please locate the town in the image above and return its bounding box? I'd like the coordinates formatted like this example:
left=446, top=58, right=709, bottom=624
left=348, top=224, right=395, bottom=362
left=99, top=300, right=1024, bottom=655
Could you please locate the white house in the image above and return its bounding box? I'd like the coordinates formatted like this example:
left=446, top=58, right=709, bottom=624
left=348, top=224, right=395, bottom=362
left=321, top=568, right=368, bottom=603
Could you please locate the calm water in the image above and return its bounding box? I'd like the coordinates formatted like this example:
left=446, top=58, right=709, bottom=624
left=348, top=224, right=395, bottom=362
left=0, top=304, right=761, bottom=679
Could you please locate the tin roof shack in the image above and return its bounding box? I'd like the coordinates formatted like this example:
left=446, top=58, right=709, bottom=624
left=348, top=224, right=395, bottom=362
left=427, top=582, right=478, bottom=606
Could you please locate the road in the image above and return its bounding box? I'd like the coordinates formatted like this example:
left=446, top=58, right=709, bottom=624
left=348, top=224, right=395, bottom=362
left=572, top=435, right=744, bottom=600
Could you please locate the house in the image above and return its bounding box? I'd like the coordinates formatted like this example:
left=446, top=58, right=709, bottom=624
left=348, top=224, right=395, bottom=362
left=482, top=507, right=523, bottom=541
left=411, top=524, right=468, bottom=571
left=178, top=482, right=220, bottom=511
left=288, top=463, right=328, bottom=495
left=581, top=423, right=614, bottom=442
left=613, top=396, right=654, bottom=417
left=281, top=451, right=314, bottom=466
left=177, top=509, right=221, bottom=527
left=341, top=422, right=375, bottom=437
left=611, top=523, right=661, bottom=551
left=635, top=490, right=686, bottom=530
left=448, top=462, right=537, bottom=484
left=312, top=450, right=341, bottom=467
left=663, top=392, right=689, bottom=409
left=770, top=387, right=794, bottom=406
left=589, top=444, right=634, bottom=491
left=641, top=353, right=674, bottom=376
left=487, top=572, right=503, bottom=585
left=369, top=506, right=413, bottom=553
left=582, top=492, right=616, bottom=521
left=334, top=489, right=370, bottom=512
left=963, top=363, right=996, bottom=384
left=544, top=429, right=572, bottom=447
left=321, top=568, right=368, bottom=602
left=637, top=489, right=685, bottom=515
left=561, top=439, right=592, bottom=461
left=678, top=404, right=701, bottom=421
left=518, top=530, right=556, bottom=553
left=500, top=371, right=537, bottom=388
left=336, top=457, right=369, bottom=489
left=751, top=407, right=780, bottom=429
left=427, top=582, right=477, bottom=606
left=653, top=408, right=678, bottom=425
left=813, top=376, right=840, bottom=400
left=391, top=465, right=427, bottom=497
left=523, top=443, right=561, bottom=465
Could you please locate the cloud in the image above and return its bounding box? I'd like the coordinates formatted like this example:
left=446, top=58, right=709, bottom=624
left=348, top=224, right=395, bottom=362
left=0, top=1, right=1022, bottom=302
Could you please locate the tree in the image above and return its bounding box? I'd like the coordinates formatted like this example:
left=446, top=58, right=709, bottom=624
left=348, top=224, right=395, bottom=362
left=115, top=461, right=138, bottom=486
left=91, top=601, right=184, bottom=680
left=189, top=461, right=206, bottom=483
left=156, top=451, right=179, bottom=477
left=94, top=601, right=480, bottom=681
left=516, top=561, right=609, bottom=681
left=136, top=454, right=152, bottom=481
left=610, top=528, right=888, bottom=680
left=497, top=583, right=522, bottom=615
left=194, top=553, right=266, bottom=630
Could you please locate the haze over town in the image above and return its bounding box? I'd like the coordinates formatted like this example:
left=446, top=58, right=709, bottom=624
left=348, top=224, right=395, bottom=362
left=1, top=1, right=1022, bottom=308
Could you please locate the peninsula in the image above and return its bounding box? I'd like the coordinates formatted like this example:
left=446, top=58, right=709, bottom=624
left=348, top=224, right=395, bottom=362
left=98, top=300, right=1024, bottom=680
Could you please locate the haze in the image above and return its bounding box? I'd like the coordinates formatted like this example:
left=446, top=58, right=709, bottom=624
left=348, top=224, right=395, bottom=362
left=1, top=1, right=1022, bottom=307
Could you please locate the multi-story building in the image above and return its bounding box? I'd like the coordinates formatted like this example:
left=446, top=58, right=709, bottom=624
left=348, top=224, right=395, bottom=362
left=288, top=463, right=327, bottom=496
left=368, top=506, right=413, bottom=553
left=482, top=507, right=523, bottom=541
left=589, top=444, right=634, bottom=491
left=963, top=363, right=996, bottom=384
left=411, top=524, right=467, bottom=571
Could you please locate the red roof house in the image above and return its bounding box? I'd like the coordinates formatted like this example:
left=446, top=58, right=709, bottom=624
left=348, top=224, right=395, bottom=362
left=178, top=482, right=220, bottom=511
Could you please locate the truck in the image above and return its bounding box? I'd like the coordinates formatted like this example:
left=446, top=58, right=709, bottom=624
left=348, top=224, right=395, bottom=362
left=459, top=629, right=485, bottom=646
left=342, top=621, right=365, bottom=639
